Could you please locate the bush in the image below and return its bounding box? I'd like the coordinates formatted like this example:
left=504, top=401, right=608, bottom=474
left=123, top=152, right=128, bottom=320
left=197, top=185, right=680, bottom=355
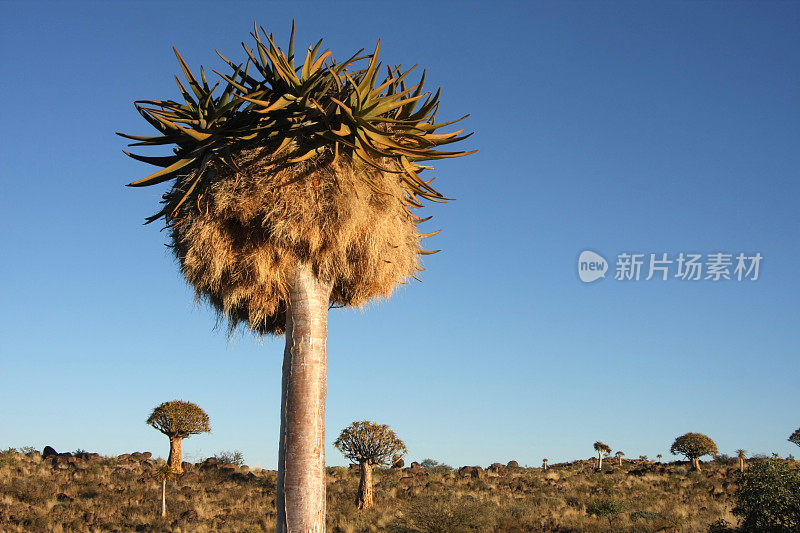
left=390, top=494, right=495, bottom=532
left=587, top=497, right=625, bottom=529
left=715, top=453, right=736, bottom=466
left=213, top=450, right=245, bottom=467
left=732, top=458, right=800, bottom=532
left=419, top=458, right=454, bottom=474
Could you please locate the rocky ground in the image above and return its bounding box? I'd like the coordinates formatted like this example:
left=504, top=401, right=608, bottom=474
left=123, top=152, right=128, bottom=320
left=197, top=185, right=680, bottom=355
left=0, top=447, right=744, bottom=532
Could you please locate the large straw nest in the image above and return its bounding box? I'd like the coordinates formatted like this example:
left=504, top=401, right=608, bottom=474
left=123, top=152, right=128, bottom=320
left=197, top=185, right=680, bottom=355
left=169, top=146, right=424, bottom=335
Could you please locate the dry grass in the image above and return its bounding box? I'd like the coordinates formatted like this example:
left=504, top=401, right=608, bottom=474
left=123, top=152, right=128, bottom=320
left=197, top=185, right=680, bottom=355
left=170, top=147, right=425, bottom=335
left=0, top=449, right=748, bottom=532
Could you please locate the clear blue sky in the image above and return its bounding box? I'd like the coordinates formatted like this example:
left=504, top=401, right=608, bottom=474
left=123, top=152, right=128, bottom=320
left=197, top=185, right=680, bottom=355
left=1, top=1, right=798, bottom=468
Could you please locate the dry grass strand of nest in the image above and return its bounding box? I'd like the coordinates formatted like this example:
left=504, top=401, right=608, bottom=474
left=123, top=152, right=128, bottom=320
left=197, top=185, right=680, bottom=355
left=170, top=146, right=425, bottom=335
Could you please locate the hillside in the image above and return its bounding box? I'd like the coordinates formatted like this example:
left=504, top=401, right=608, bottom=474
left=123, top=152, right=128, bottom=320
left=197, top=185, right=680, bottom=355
left=0, top=448, right=744, bottom=532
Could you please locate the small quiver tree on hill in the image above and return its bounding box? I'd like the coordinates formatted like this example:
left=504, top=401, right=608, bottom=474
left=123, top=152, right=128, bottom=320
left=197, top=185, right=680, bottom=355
left=594, top=441, right=611, bottom=469
left=151, top=463, right=174, bottom=517
left=542, top=458, right=548, bottom=470
left=656, top=454, right=662, bottom=463
left=146, top=400, right=210, bottom=474
left=615, top=450, right=624, bottom=466
left=670, top=432, right=717, bottom=472
left=121, top=22, right=473, bottom=533
left=334, top=421, right=406, bottom=509
left=736, top=449, right=748, bottom=473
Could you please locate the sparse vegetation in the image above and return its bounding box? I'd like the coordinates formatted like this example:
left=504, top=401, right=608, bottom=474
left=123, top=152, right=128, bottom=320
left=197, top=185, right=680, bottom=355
left=0, top=449, right=745, bottom=531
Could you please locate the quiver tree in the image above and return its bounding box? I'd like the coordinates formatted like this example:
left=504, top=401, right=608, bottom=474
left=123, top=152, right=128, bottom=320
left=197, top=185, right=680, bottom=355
left=334, top=421, right=406, bottom=509
left=146, top=400, right=210, bottom=474
left=151, top=463, right=174, bottom=517
left=670, top=432, right=717, bottom=472
left=615, top=451, right=624, bottom=466
left=736, top=449, right=748, bottom=473
left=121, top=22, right=472, bottom=533
left=656, top=454, right=662, bottom=463
left=593, top=441, right=611, bottom=469
left=542, top=458, right=548, bottom=470
left=789, top=427, right=800, bottom=448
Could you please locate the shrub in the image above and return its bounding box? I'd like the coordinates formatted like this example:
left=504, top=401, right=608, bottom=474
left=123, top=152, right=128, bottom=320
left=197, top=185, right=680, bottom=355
left=390, top=494, right=495, bottom=532
left=732, top=458, right=800, bottom=532
left=587, top=497, right=625, bottom=529
left=213, top=450, right=245, bottom=467
left=419, top=458, right=454, bottom=474
left=715, top=453, right=736, bottom=465
left=630, top=509, right=659, bottom=522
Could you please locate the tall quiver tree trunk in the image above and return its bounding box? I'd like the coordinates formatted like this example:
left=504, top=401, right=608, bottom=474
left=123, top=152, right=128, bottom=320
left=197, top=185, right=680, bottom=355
left=161, top=479, right=167, bottom=517
left=357, top=461, right=374, bottom=509
left=277, top=264, right=332, bottom=533
left=168, top=437, right=183, bottom=474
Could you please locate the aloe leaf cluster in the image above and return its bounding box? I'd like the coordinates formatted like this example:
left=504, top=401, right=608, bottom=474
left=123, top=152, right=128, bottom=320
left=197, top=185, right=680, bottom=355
left=120, top=22, right=474, bottom=225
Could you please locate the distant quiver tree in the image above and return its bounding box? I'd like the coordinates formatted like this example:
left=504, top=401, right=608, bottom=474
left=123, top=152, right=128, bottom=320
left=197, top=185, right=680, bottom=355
left=334, top=421, right=406, bottom=509
left=736, top=449, right=748, bottom=473
left=789, top=427, right=800, bottom=448
left=615, top=450, right=624, bottom=466
left=594, top=441, right=611, bottom=469
left=146, top=400, right=210, bottom=474
left=121, top=21, right=473, bottom=533
left=670, top=432, right=717, bottom=472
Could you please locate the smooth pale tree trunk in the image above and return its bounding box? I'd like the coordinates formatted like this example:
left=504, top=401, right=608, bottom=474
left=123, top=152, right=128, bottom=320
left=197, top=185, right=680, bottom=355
left=691, top=457, right=701, bottom=471
left=739, top=458, right=745, bottom=473
left=618, top=456, right=622, bottom=466
left=161, top=479, right=166, bottom=517
left=277, top=264, right=332, bottom=533
left=168, top=437, right=183, bottom=474
left=598, top=453, right=603, bottom=470
left=357, top=462, right=374, bottom=509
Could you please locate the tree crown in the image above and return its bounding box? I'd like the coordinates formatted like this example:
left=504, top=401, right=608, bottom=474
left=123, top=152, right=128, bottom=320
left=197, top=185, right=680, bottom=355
left=120, top=22, right=474, bottom=335
left=789, top=427, right=800, bottom=448
left=334, top=421, right=406, bottom=466
left=615, top=451, right=624, bottom=457
left=121, top=21, right=473, bottom=227
left=147, top=400, right=210, bottom=438
left=669, top=432, right=717, bottom=459
left=593, top=441, right=611, bottom=454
